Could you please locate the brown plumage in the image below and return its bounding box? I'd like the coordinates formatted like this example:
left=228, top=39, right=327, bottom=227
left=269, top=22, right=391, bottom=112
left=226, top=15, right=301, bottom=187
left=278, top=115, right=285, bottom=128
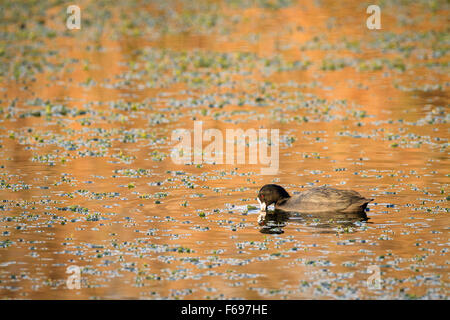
left=257, top=184, right=373, bottom=224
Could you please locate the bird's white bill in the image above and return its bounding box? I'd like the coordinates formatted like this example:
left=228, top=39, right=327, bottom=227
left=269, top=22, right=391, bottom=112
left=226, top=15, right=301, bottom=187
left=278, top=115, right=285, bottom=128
left=257, top=213, right=266, bottom=225
left=257, top=197, right=266, bottom=212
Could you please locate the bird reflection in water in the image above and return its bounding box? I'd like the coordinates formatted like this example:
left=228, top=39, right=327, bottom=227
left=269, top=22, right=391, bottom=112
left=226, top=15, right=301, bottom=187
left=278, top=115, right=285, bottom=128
left=258, top=210, right=370, bottom=235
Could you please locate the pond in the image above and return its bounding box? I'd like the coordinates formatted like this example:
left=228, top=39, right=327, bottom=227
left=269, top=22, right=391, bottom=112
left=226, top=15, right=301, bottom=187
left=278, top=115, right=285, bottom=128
left=0, top=0, right=448, bottom=299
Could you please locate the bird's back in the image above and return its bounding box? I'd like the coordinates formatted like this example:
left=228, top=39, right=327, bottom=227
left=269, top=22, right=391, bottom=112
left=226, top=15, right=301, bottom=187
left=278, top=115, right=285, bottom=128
left=277, top=186, right=372, bottom=215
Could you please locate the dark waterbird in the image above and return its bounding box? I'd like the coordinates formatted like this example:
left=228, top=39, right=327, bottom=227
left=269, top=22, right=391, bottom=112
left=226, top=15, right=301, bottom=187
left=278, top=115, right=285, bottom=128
left=256, top=184, right=373, bottom=225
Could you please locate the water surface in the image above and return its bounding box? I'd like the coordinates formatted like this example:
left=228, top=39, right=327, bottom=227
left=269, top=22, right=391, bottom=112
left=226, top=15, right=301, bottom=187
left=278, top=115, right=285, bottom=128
left=0, top=0, right=448, bottom=299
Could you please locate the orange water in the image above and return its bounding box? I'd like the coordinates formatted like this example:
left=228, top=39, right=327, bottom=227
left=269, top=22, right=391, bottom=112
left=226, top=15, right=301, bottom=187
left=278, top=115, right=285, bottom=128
left=0, top=0, right=448, bottom=299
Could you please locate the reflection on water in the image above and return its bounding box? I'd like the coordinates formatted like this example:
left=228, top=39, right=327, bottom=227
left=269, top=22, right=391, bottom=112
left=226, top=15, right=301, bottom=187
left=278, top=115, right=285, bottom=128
left=0, top=0, right=448, bottom=300
left=259, top=210, right=369, bottom=235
